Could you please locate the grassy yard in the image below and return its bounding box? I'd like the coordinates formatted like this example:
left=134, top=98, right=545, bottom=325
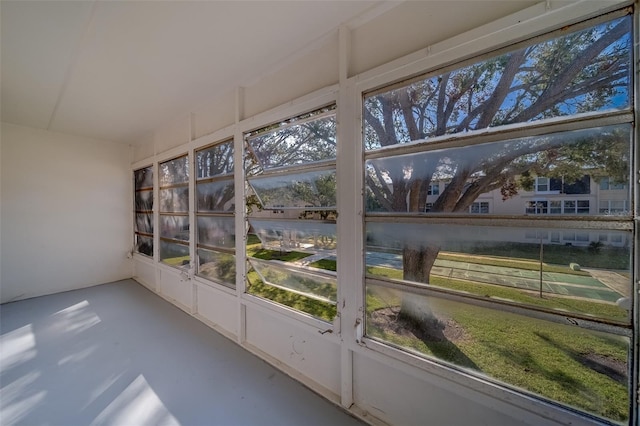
left=366, top=285, right=629, bottom=422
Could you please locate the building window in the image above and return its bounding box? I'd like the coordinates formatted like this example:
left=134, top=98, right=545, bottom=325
left=525, top=200, right=547, bottom=214
left=245, top=106, right=337, bottom=322
left=134, top=166, right=154, bottom=257
left=427, top=183, right=440, bottom=195
left=600, top=200, right=628, bottom=215
left=159, top=155, right=190, bottom=267
left=600, top=176, right=627, bottom=190
left=534, top=177, right=550, bottom=193
left=362, top=10, right=632, bottom=423
left=469, top=201, right=489, bottom=214
left=195, top=140, right=235, bottom=288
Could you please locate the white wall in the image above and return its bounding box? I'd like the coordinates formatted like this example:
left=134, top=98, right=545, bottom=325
left=0, top=123, right=133, bottom=303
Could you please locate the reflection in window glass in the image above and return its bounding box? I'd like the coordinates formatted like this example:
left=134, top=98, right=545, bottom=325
left=159, top=215, right=189, bottom=241
left=249, top=258, right=337, bottom=304
left=196, top=141, right=234, bottom=178
left=160, top=188, right=189, bottom=213
left=197, top=249, right=235, bottom=288
left=196, top=141, right=236, bottom=287
left=159, top=156, right=189, bottom=186
left=196, top=179, right=234, bottom=212
left=364, top=16, right=631, bottom=150
left=366, top=221, right=631, bottom=322
left=160, top=155, right=189, bottom=267
left=197, top=216, right=235, bottom=249
left=245, top=107, right=338, bottom=321
left=366, top=284, right=629, bottom=422
left=365, top=125, right=630, bottom=216
left=160, top=240, right=190, bottom=267
left=134, top=166, right=153, bottom=257
left=249, top=219, right=336, bottom=253
left=248, top=169, right=336, bottom=210
left=247, top=112, right=336, bottom=170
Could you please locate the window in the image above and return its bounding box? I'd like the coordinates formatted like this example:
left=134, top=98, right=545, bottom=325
left=195, top=140, right=235, bottom=288
left=525, top=200, right=547, bottom=215
left=562, top=200, right=590, bottom=214
left=362, top=11, right=632, bottom=423
left=245, top=106, right=338, bottom=322
left=427, top=183, right=440, bottom=195
left=600, top=176, right=627, bottom=190
left=134, top=166, right=153, bottom=257
left=159, top=155, right=190, bottom=267
left=469, top=201, right=489, bottom=214
left=600, top=200, right=628, bottom=215
left=534, top=177, right=550, bottom=193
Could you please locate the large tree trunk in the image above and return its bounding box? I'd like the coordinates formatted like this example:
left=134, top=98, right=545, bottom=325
left=399, top=244, right=441, bottom=327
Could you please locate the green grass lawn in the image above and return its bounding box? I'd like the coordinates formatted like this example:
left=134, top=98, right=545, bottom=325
left=366, top=286, right=629, bottom=422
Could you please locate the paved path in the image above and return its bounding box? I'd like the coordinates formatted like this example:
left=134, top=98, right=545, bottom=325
left=365, top=251, right=624, bottom=303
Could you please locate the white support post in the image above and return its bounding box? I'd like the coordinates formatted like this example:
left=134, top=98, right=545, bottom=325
left=235, top=86, right=248, bottom=344
left=336, top=24, right=361, bottom=410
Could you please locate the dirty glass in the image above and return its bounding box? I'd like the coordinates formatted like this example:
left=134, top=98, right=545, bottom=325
left=160, top=241, right=190, bottom=267
left=160, top=188, right=189, bottom=213
left=364, top=16, right=631, bottom=151
left=366, top=284, right=630, bottom=423
left=247, top=114, right=336, bottom=170
left=197, top=249, right=235, bottom=288
left=196, top=141, right=234, bottom=178
left=365, top=124, right=631, bottom=215
left=366, top=221, right=631, bottom=322
left=134, top=166, right=153, bottom=190
left=197, top=216, right=235, bottom=249
left=159, top=156, right=189, bottom=186
left=159, top=215, right=189, bottom=242
left=249, top=219, right=336, bottom=253
left=248, top=169, right=336, bottom=209
left=196, top=179, right=235, bottom=212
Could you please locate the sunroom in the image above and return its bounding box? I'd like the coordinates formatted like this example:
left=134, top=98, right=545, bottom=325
left=1, top=1, right=638, bottom=425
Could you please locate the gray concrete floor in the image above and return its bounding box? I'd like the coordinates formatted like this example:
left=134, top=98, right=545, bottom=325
left=0, top=280, right=364, bottom=426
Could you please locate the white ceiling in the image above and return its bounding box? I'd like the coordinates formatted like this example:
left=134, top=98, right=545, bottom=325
left=1, top=1, right=385, bottom=144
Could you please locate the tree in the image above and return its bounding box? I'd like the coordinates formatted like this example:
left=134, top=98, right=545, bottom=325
left=363, top=15, right=632, bottom=321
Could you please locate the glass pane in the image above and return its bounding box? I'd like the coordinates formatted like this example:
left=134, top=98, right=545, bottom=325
left=196, top=179, right=234, bottom=212
left=249, top=219, right=336, bottom=253
left=365, top=284, right=629, bottom=423
left=135, top=235, right=153, bottom=257
left=160, top=188, right=189, bottom=213
left=197, top=216, right=235, bottom=249
left=159, top=156, right=189, bottom=186
left=160, top=241, right=190, bottom=267
left=365, top=124, right=630, bottom=215
left=248, top=169, right=336, bottom=209
left=134, top=166, right=153, bottom=190
left=196, top=141, right=234, bottom=178
left=247, top=114, right=336, bottom=170
left=134, top=190, right=153, bottom=212
left=197, top=249, right=236, bottom=288
left=135, top=213, right=153, bottom=234
left=366, top=221, right=631, bottom=322
left=364, top=15, right=632, bottom=150
left=160, top=215, right=189, bottom=241
left=248, top=258, right=337, bottom=305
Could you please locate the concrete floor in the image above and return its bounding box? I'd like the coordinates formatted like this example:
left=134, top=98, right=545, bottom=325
left=0, top=280, right=364, bottom=426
